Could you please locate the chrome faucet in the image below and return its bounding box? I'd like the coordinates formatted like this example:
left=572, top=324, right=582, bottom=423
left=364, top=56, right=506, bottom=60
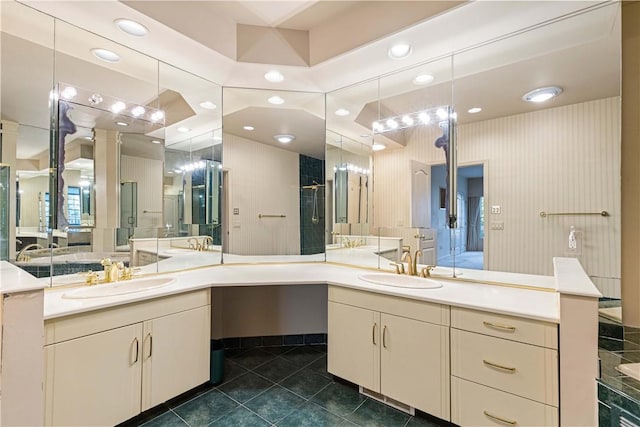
left=16, top=243, right=44, bottom=262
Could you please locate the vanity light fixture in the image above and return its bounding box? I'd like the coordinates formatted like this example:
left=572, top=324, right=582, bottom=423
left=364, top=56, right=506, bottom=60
left=114, top=19, right=148, bottom=37
left=116, top=121, right=129, bottom=127
left=151, top=140, right=162, bottom=144
left=372, top=143, right=386, bottom=151
left=243, top=125, right=255, bottom=131
left=111, top=101, right=126, bottom=114
left=131, top=106, right=146, bottom=117
left=413, top=74, right=434, bottom=85
left=388, top=42, right=412, bottom=60
left=335, top=108, right=350, bottom=116
left=468, top=107, right=482, bottom=114
left=264, top=70, right=284, bottom=83
left=373, top=105, right=452, bottom=134
left=177, top=127, right=190, bottom=133
left=268, top=96, right=285, bottom=105
left=274, top=134, right=295, bottom=144
left=91, top=48, right=121, bottom=63
left=199, top=101, right=217, bottom=110
left=150, top=110, right=164, bottom=122
left=522, top=86, right=562, bottom=103
left=60, top=86, right=77, bottom=100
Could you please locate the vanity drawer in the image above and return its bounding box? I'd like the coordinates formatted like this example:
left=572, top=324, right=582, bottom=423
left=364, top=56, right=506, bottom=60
left=451, top=306, right=557, bottom=348
left=451, top=377, right=558, bottom=427
left=451, top=329, right=558, bottom=406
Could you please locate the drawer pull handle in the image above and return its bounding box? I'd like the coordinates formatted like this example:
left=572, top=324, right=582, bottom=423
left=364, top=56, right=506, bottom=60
left=483, top=360, right=516, bottom=373
left=382, top=325, right=388, bottom=348
left=372, top=323, right=377, bottom=345
left=483, top=321, right=516, bottom=332
left=483, top=410, right=517, bottom=425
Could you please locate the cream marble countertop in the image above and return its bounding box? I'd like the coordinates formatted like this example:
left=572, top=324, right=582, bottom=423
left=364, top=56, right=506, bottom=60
left=42, top=260, right=571, bottom=323
left=0, top=261, right=47, bottom=293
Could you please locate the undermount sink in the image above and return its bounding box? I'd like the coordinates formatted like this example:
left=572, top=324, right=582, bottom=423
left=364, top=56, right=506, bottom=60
left=62, top=277, right=176, bottom=299
left=358, top=273, right=443, bottom=289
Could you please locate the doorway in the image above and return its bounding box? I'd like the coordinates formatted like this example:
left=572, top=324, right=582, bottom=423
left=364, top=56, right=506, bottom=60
left=430, top=164, right=484, bottom=270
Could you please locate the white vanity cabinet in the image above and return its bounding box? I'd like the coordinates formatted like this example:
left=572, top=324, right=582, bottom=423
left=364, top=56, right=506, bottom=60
left=44, top=288, right=211, bottom=427
left=327, top=286, right=450, bottom=419
left=450, top=307, right=559, bottom=427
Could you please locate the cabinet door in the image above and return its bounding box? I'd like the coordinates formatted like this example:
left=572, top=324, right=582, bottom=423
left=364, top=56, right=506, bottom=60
left=44, top=323, right=143, bottom=427
left=380, top=313, right=450, bottom=420
left=328, top=301, right=380, bottom=391
left=142, top=305, right=211, bottom=410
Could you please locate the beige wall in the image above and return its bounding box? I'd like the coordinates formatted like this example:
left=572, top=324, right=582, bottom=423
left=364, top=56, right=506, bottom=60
left=18, top=175, right=48, bottom=228
left=622, top=2, right=640, bottom=326
left=223, top=134, right=300, bottom=255
left=374, top=97, right=621, bottom=297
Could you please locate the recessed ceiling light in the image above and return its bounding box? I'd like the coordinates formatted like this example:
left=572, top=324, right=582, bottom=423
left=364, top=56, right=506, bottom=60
left=91, top=48, right=120, bottom=63
left=151, top=140, right=161, bottom=144
left=264, top=70, right=284, bottom=83
left=268, top=96, right=285, bottom=105
left=199, top=101, right=217, bottom=110
left=372, top=143, right=386, bottom=151
left=413, top=74, right=434, bottom=85
left=116, top=121, right=128, bottom=126
left=111, top=101, right=126, bottom=114
left=522, top=86, right=563, bottom=103
left=243, top=125, right=255, bottom=131
left=468, top=107, right=482, bottom=114
left=114, top=18, right=148, bottom=37
left=177, top=127, right=190, bottom=133
left=388, top=42, right=412, bottom=60
left=274, top=134, right=295, bottom=144
left=335, top=108, right=350, bottom=116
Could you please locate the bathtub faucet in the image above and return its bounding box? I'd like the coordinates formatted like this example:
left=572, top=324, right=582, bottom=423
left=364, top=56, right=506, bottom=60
left=16, top=243, right=44, bottom=262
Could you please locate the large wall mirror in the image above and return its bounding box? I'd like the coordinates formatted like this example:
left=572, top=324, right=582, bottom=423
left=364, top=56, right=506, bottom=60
left=326, top=3, right=621, bottom=299
left=221, top=87, right=325, bottom=263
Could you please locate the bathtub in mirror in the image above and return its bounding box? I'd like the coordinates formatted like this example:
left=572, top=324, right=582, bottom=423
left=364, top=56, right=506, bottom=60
left=221, top=86, right=325, bottom=264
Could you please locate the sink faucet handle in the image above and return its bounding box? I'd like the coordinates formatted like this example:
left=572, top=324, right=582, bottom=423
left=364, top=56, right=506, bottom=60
left=420, top=265, right=436, bottom=278
left=85, top=271, right=99, bottom=285
left=390, top=262, right=405, bottom=275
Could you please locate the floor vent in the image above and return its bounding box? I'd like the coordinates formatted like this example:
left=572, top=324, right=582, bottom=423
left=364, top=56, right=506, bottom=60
left=360, top=387, right=415, bottom=415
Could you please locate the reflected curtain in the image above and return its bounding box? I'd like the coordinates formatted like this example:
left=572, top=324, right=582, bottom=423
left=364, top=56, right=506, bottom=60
left=467, top=196, right=481, bottom=251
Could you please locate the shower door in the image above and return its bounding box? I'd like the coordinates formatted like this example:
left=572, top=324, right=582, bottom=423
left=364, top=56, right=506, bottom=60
left=0, top=165, right=9, bottom=260
left=117, top=181, right=137, bottom=247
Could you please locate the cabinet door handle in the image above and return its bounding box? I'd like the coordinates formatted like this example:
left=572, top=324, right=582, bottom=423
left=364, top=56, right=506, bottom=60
left=382, top=325, right=387, bottom=348
left=372, top=323, right=377, bottom=345
left=132, top=337, right=139, bottom=365
left=483, top=410, right=517, bottom=425
left=483, top=359, right=516, bottom=373
left=146, top=333, right=153, bottom=358
left=483, top=321, right=516, bottom=332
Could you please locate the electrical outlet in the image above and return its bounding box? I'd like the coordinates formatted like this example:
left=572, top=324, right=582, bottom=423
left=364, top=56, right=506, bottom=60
left=490, top=221, right=504, bottom=230
left=233, top=208, right=239, bottom=215
left=491, top=205, right=501, bottom=214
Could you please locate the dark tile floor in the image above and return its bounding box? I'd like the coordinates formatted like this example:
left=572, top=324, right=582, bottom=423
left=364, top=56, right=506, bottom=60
left=134, top=345, right=446, bottom=427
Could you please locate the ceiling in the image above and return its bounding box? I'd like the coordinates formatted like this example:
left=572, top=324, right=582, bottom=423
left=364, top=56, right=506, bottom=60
left=0, top=1, right=622, bottom=163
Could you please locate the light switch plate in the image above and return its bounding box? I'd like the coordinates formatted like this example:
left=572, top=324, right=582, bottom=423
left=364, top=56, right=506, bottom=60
left=491, top=205, right=501, bottom=214
left=233, top=208, right=239, bottom=215
left=490, top=221, right=504, bottom=230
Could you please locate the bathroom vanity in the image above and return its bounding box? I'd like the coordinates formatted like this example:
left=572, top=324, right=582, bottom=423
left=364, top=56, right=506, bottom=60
left=0, top=257, right=599, bottom=427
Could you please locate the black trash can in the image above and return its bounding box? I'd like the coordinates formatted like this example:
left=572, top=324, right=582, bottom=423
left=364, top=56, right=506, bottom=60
left=210, top=339, right=225, bottom=385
